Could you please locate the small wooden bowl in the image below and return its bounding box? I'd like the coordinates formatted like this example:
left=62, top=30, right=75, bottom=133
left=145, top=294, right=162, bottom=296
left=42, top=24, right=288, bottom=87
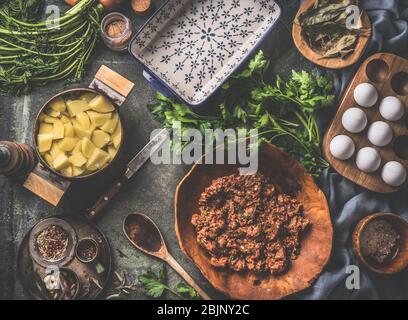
left=352, top=213, right=408, bottom=274
left=175, top=143, right=333, bottom=300
left=292, top=0, right=372, bottom=69
left=32, top=88, right=125, bottom=181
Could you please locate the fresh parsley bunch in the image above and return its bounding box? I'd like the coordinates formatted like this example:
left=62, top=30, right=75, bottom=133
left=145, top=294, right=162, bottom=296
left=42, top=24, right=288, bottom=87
left=148, top=51, right=335, bottom=176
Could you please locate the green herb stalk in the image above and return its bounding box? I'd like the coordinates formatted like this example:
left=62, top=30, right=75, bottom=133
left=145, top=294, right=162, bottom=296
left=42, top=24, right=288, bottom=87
left=0, top=0, right=103, bottom=95
left=148, top=51, right=335, bottom=176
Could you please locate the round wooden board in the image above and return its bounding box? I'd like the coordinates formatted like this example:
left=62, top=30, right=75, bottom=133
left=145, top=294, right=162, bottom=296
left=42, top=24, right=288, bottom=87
left=175, top=143, right=333, bottom=300
left=292, top=0, right=372, bottom=69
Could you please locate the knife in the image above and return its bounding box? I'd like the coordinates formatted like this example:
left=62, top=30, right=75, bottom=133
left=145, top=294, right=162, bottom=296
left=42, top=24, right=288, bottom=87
left=86, top=129, right=169, bottom=220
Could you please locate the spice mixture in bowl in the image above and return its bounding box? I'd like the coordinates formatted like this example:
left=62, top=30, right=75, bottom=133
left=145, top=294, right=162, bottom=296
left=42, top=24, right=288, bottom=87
left=76, top=238, right=99, bottom=263
left=29, top=218, right=77, bottom=268
left=191, top=173, right=310, bottom=275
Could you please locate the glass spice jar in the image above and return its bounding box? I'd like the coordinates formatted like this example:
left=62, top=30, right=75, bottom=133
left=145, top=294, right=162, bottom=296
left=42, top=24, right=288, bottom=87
left=101, top=12, right=133, bottom=52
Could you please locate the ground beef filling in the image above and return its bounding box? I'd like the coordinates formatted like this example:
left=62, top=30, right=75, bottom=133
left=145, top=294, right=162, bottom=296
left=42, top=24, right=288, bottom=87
left=192, top=173, right=310, bottom=275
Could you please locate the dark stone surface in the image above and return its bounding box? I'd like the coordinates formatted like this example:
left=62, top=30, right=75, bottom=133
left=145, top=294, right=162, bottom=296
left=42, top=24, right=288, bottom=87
left=0, top=0, right=306, bottom=300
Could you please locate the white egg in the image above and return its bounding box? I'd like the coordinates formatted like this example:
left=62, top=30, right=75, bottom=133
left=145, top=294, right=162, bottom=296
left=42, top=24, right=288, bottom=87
left=330, top=135, right=355, bottom=160
left=367, top=121, right=393, bottom=147
left=379, top=96, right=405, bottom=121
left=356, top=147, right=381, bottom=173
left=354, top=83, right=378, bottom=108
left=342, top=107, right=368, bottom=133
left=381, top=161, right=407, bottom=187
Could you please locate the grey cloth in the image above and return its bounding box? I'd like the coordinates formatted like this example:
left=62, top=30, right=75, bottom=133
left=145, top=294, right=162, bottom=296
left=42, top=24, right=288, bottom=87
left=296, top=0, right=408, bottom=300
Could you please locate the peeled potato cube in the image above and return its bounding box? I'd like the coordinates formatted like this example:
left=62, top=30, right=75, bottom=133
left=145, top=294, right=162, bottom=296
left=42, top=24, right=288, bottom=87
left=64, top=122, right=74, bottom=137
left=92, top=130, right=111, bottom=149
left=100, top=113, right=119, bottom=133
left=73, top=140, right=82, bottom=153
left=43, top=153, right=53, bottom=167
left=76, top=112, right=91, bottom=129
left=49, top=143, right=63, bottom=159
left=49, top=97, right=66, bottom=112
left=87, top=148, right=110, bottom=171
left=112, top=121, right=122, bottom=149
left=60, top=115, right=71, bottom=124
left=66, top=99, right=90, bottom=117
left=52, top=120, right=65, bottom=140
left=87, top=111, right=112, bottom=127
left=47, top=109, right=61, bottom=118
left=39, top=123, right=53, bottom=134
left=81, top=92, right=97, bottom=103
left=61, top=166, right=73, bottom=177
left=89, top=95, right=115, bottom=113
left=53, top=153, right=70, bottom=170
left=107, top=146, right=118, bottom=160
left=81, top=137, right=96, bottom=158
left=58, top=137, right=78, bottom=152
left=69, top=152, right=87, bottom=167
left=37, top=134, right=53, bottom=153
left=72, top=166, right=85, bottom=177
left=39, top=113, right=58, bottom=124
left=72, top=119, right=92, bottom=139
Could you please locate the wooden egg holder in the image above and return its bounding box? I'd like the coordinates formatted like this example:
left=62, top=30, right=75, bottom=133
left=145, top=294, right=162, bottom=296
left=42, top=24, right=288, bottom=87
left=323, top=53, right=408, bottom=193
left=23, top=65, right=135, bottom=206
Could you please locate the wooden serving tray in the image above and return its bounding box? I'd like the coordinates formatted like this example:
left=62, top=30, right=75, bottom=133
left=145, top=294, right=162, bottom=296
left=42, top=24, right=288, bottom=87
left=292, top=0, right=371, bottom=69
left=323, top=53, right=408, bottom=193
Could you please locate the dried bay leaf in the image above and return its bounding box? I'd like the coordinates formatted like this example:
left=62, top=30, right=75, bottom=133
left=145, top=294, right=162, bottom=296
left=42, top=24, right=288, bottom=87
left=322, top=34, right=358, bottom=59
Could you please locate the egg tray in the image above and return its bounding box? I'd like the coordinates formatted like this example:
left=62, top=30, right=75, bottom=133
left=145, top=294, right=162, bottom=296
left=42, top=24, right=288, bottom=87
left=323, top=53, right=408, bottom=193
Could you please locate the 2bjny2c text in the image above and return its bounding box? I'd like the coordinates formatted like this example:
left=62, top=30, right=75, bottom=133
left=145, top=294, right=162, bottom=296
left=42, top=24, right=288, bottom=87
left=156, top=304, right=251, bottom=318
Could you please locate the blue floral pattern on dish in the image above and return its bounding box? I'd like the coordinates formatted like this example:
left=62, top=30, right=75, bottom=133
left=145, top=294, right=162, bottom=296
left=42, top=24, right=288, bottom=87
left=130, top=0, right=281, bottom=105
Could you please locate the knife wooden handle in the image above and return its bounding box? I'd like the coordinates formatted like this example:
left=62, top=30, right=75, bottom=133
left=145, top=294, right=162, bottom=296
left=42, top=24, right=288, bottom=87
left=86, top=175, right=128, bottom=221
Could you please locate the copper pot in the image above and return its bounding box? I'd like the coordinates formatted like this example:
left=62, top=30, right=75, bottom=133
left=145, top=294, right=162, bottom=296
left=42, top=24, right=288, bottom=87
left=32, top=88, right=125, bottom=181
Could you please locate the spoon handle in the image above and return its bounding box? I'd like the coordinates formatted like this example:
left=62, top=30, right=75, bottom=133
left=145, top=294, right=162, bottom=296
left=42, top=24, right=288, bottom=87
left=166, top=254, right=211, bottom=300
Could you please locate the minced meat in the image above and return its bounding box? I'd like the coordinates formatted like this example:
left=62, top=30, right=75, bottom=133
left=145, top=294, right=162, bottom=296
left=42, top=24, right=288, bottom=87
left=191, top=173, right=310, bottom=275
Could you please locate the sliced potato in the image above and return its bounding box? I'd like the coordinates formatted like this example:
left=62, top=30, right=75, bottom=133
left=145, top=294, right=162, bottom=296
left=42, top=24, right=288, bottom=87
left=107, top=146, right=118, bottom=160
left=81, top=137, right=96, bottom=158
left=37, top=134, right=53, bottom=153
left=49, top=143, right=63, bottom=159
left=89, top=95, right=115, bottom=113
left=39, top=123, right=53, bottom=134
left=80, top=92, right=97, bottom=103
left=49, top=97, right=66, bottom=112
left=61, top=166, right=73, bottom=177
left=60, top=114, right=71, bottom=124
left=69, top=151, right=87, bottom=167
left=76, top=111, right=91, bottom=129
left=100, top=113, right=119, bottom=133
left=39, top=114, right=58, bottom=124
left=66, top=99, right=90, bottom=117
left=87, top=111, right=112, bottom=127
left=58, top=137, right=78, bottom=152
left=86, top=148, right=110, bottom=170
left=73, top=139, right=82, bottom=153
left=52, top=120, right=65, bottom=140
left=92, top=130, right=111, bottom=149
left=47, top=109, right=61, bottom=118
left=53, top=153, right=70, bottom=170
left=112, top=121, right=122, bottom=149
left=43, top=153, right=53, bottom=167
left=64, top=122, right=74, bottom=137
left=72, top=166, right=85, bottom=177
left=72, top=119, right=93, bottom=139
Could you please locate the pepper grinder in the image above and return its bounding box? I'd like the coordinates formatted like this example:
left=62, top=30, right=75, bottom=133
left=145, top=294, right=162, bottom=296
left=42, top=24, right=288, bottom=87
left=0, top=141, right=37, bottom=182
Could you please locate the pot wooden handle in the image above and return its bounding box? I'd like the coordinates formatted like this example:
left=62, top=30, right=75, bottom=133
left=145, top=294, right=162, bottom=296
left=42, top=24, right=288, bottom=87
left=86, top=175, right=128, bottom=221
left=166, top=254, right=211, bottom=300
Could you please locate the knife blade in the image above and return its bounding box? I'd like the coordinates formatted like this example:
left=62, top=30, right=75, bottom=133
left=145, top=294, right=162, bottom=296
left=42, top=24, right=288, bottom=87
left=86, top=129, right=169, bottom=220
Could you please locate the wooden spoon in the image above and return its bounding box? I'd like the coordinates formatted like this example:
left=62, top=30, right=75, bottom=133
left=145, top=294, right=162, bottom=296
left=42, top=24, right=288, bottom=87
left=123, top=212, right=211, bottom=300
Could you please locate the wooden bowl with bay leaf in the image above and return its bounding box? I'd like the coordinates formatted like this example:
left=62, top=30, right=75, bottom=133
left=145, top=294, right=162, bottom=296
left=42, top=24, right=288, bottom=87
left=292, top=0, right=372, bottom=69
left=175, top=143, right=333, bottom=300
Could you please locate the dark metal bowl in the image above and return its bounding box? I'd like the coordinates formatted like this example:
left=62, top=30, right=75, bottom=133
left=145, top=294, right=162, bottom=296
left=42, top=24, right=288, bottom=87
left=32, top=88, right=125, bottom=181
